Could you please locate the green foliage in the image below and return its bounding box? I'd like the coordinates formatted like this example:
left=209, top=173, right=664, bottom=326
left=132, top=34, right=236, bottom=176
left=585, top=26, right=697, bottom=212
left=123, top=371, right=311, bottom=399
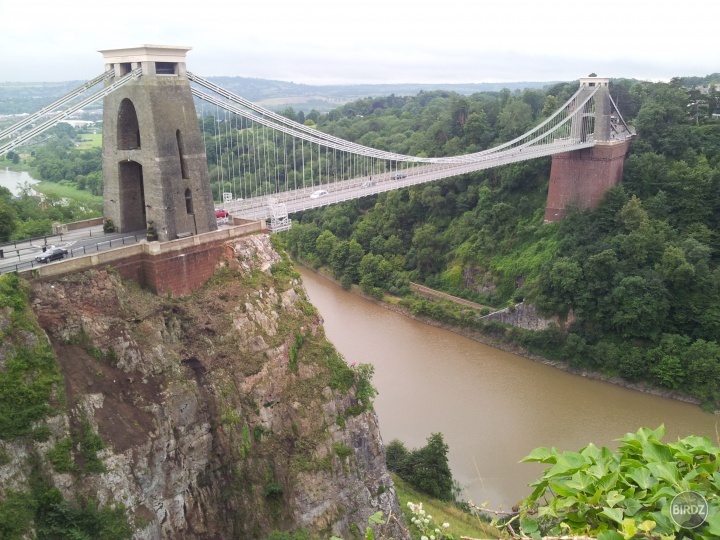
left=240, top=425, right=252, bottom=459
left=263, top=530, right=311, bottom=540
left=274, top=77, right=720, bottom=408
left=385, top=439, right=411, bottom=476
left=45, top=418, right=107, bottom=474
left=0, top=447, right=11, bottom=466
left=288, top=331, right=305, bottom=372
left=392, top=474, right=500, bottom=539
left=0, top=461, right=133, bottom=540
left=513, top=426, right=720, bottom=539
left=1, top=154, right=102, bottom=241
left=264, top=482, right=284, bottom=500
left=78, top=418, right=106, bottom=473
left=0, top=275, right=63, bottom=440
left=47, top=438, right=75, bottom=473
left=353, top=363, right=377, bottom=411
left=332, top=443, right=353, bottom=461
left=0, top=491, right=34, bottom=539
left=33, top=490, right=132, bottom=540
left=385, top=434, right=455, bottom=502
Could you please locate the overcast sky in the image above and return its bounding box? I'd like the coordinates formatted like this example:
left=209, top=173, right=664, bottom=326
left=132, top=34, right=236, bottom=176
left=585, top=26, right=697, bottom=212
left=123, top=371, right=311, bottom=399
left=2, top=0, right=717, bottom=85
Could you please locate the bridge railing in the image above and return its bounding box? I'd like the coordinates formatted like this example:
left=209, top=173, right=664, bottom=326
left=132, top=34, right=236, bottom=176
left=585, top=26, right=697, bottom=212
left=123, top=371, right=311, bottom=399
left=0, top=233, right=144, bottom=275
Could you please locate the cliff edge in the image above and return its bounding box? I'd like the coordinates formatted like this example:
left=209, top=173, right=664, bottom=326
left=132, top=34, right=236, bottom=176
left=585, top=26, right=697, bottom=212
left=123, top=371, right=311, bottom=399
left=0, top=234, right=406, bottom=539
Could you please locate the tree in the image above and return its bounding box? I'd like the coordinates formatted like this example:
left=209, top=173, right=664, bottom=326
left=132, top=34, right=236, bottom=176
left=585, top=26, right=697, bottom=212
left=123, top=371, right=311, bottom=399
left=496, top=98, right=533, bottom=142
left=609, top=275, right=669, bottom=340
left=635, top=83, right=692, bottom=158
left=343, top=239, right=364, bottom=282
left=0, top=203, right=17, bottom=242
left=386, top=433, right=455, bottom=502
left=385, top=439, right=411, bottom=477
left=410, top=223, right=445, bottom=277
left=407, top=433, right=454, bottom=501
left=315, top=230, right=337, bottom=263
left=536, top=258, right=582, bottom=316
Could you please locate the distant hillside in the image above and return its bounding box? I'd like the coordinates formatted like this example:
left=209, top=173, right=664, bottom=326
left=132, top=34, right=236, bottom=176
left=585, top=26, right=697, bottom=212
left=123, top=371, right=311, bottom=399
left=0, top=76, right=562, bottom=115
left=207, top=76, right=562, bottom=112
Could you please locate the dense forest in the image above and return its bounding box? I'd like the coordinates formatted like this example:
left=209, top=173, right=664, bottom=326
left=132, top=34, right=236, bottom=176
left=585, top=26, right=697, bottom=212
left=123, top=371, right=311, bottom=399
left=277, top=79, right=720, bottom=409
left=4, top=75, right=720, bottom=409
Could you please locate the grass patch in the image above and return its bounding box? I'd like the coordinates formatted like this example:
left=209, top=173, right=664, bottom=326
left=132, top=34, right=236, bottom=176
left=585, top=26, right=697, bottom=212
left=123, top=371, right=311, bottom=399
left=34, top=181, right=103, bottom=208
left=74, top=133, right=102, bottom=149
left=392, top=473, right=500, bottom=539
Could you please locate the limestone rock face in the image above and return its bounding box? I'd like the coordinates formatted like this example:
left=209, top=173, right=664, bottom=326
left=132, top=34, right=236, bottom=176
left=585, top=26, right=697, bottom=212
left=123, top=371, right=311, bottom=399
left=5, top=234, right=405, bottom=539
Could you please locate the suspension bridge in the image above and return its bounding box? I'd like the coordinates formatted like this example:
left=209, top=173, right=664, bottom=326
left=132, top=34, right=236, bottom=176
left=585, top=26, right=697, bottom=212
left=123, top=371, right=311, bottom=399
left=0, top=45, right=634, bottom=240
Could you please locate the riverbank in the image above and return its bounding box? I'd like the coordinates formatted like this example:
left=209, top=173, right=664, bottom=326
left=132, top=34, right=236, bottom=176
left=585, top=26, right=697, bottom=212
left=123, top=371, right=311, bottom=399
left=296, top=260, right=713, bottom=412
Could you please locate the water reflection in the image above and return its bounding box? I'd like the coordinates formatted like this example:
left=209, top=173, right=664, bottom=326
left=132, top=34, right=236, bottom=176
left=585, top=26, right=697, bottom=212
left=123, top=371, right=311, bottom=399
left=0, top=169, right=39, bottom=196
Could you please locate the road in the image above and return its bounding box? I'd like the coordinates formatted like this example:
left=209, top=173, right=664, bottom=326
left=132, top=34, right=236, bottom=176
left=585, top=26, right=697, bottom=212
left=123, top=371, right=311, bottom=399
left=0, top=226, right=145, bottom=275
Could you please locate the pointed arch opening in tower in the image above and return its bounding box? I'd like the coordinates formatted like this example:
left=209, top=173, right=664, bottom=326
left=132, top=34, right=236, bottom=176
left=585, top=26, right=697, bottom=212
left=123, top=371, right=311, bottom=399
left=117, top=98, right=141, bottom=150
left=118, top=160, right=146, bottom=231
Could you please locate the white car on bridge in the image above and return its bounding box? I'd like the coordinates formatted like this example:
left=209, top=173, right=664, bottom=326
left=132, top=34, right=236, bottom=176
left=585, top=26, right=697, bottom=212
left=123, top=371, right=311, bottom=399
left=310, top=189, right=328, bottom=199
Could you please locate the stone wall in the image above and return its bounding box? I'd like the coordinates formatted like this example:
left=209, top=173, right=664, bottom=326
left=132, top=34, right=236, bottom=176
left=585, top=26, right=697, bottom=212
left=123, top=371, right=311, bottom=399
left=482, top=302, right=562, bottom=330
left=52, top=217, right=104, bottom=234
left=21, top=221, right=265, bottom=297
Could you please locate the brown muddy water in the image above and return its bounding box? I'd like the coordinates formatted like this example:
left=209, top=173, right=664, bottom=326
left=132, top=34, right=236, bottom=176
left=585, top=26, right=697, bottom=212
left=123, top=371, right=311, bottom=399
left=298, top=266, right=719, bottom=508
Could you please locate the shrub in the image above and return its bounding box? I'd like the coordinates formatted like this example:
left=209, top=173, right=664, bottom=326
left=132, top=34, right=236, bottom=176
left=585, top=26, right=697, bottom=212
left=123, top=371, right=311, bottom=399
left=512, top=425, right=720, bottom=539
left=386, top=433, right=455, bottom=502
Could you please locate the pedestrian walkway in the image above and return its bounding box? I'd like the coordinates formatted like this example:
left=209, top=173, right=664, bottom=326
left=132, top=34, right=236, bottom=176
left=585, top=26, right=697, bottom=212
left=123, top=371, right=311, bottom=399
left=409, top=282, right=492, bottom=311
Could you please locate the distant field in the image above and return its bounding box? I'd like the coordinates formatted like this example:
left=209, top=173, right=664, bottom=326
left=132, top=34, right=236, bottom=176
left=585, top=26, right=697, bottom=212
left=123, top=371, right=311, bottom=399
left=35, top=181, right=103, bottom=209
left=75, top=133, right=102, bottom=149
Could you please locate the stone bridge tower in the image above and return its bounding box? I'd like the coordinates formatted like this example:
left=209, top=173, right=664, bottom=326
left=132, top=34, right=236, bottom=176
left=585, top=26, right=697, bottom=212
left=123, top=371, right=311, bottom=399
left=100, top=45, right=217, bottom=241
left=544, top=77, right=633, bottom=222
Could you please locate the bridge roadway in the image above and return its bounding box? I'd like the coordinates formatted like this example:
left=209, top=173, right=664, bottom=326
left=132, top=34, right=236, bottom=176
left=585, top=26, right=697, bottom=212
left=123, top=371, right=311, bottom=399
left=228, top=138, right=596, bottom=220
left=0, top=226, right=146, bottom=275
left=0, top=137, right=602, bottom=275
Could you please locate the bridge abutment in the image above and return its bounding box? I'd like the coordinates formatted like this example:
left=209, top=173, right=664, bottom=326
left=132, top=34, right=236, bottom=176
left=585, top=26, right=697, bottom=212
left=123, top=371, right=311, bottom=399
left=100, top=45, right=217, bottom=241
left=544, top=139, right=632, bottom=222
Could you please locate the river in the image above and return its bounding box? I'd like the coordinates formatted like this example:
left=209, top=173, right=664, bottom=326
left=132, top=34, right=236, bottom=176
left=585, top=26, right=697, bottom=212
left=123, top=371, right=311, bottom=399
left=0, top=168, right=39, bottom=196
left=297, top=266, right=719, bottom=509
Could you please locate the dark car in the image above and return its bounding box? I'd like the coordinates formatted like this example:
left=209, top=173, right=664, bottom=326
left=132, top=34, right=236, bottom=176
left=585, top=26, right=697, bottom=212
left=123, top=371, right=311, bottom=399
left=392, top=173, right=407, bottom=179
left=35, top=247, right=68, bottom=263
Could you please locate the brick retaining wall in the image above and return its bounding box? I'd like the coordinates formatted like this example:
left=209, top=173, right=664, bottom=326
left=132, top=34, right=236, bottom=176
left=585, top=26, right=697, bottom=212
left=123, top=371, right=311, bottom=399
left=22, top=221, right=266, bottom=297
left=545, top=139, right=632, bottom=222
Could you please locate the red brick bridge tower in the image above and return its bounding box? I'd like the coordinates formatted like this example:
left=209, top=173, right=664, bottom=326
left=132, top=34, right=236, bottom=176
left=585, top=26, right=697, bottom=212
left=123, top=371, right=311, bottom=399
left=544, top=77, right=634, bottom=222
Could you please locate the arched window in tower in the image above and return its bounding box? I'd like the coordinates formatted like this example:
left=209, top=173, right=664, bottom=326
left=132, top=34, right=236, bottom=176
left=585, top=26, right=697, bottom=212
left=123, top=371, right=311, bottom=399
left=185, top=188, right=193, bottom=214
left=117, top=98, right=141, bottom=150
left=176, top=130, right=189, bottom=179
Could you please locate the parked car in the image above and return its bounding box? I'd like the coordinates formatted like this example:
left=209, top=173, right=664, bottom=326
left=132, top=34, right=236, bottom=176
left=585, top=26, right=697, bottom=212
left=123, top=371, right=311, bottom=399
left=35, top=247, right=68, bottom=263
left=392, top=173, right=407, bottom=179
left=215, top=208, right=229, bottom=218
left=310, top=189, right=328, bottom=199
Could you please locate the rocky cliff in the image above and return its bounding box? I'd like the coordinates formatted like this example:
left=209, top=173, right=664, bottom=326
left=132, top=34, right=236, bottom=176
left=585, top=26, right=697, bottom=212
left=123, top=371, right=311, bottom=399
left=0, top=234, right=406, bottom=539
